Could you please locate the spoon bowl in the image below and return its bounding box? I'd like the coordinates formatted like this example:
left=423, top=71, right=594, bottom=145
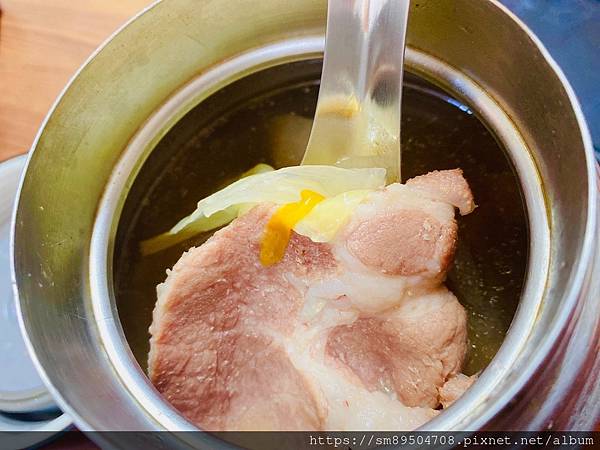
left=302, top=0, right=410, bottom=183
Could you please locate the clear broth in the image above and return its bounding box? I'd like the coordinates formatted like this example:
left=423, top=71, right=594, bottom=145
left=114, top=61, right=528, bottom=376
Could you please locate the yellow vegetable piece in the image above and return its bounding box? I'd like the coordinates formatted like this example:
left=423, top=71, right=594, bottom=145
left=316, top=94, right=361, bottom=118
left=260, top=190, right=325, bottom=266
left=294, top=189, right=373, bottom=242
left=140, top=163, right=275, bottom=255
left=140, top=165, right=386, bottom=256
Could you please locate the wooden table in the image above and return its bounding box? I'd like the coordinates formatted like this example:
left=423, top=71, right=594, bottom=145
left=0, top=0, right=152, bottom=162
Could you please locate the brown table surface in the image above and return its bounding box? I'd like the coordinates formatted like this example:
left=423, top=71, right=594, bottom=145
left=0, top=0, right=151, bottom=162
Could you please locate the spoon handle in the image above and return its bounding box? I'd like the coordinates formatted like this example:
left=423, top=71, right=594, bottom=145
left=302, top=0, right=410, bottom=183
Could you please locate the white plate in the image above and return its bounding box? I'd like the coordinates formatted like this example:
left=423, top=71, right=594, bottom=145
left=0, top=154, right=72, bottom=441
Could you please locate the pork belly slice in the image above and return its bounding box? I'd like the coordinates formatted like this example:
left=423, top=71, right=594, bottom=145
left=149, top=169, right=475, bottom=431
left=439, top=373, right=478, bottom=409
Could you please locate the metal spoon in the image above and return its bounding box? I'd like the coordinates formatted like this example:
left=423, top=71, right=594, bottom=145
left=302, top=0, right=410, bottom=183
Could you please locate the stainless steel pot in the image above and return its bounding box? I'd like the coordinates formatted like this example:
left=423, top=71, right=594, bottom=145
left=12, top=0, right=599, bottom=446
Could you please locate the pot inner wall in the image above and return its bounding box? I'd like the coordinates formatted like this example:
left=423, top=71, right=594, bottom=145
left=113, top=60, right=528, bottom=379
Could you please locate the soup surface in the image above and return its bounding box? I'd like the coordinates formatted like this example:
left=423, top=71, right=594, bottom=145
left=114, top=61, right=528, bottom=376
